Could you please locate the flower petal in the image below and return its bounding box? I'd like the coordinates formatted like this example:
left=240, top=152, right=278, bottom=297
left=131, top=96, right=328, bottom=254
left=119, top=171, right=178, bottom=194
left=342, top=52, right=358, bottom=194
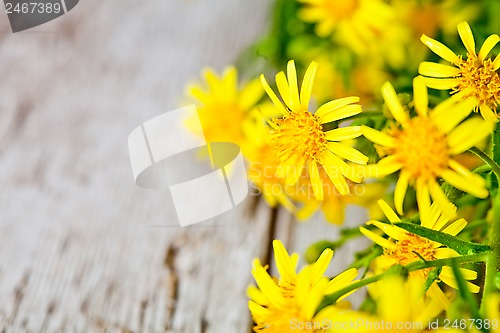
left=325, top=126, right=363, bottom=141
left=479, top=34, right=500, bottom=62
left=287, top=60, right=301, bottom=108
left=327, top=142, right=369, bottom=164
left=300, top=61, right=318, bottom=109
left=318, top=108, right=362, bottom=127
left=362, top=126, right=397, bottom=147
left=428, top=180, right=457, bottom=219
left=309, top=160, right=324, bottom=201
left=377, top=199, right=401, bottom=223
left=359, top=227, right=396, bottom=250
left=442, top=218, right=467, bottom=236
left=413, top=76, right=429, bottom=116
left=394, top=171, right=409, bottom=215
left=315, top=96, right=361, bottom=119
left=381, top=81, right=409, bottom=126
left=457, top=22, right=476, bottom=56
left=440, top=169, right=489, bottom=198
left=421, top=34, right=460, bottom=64
left=260, top=74, right=288, bottom=115
left=447, top=117, right=494, bottom=155
left=419, top=62, right=461, bottom=78
left=422, top=77, right=460, bottom=90
left=431, top=97, right=477, bottom=133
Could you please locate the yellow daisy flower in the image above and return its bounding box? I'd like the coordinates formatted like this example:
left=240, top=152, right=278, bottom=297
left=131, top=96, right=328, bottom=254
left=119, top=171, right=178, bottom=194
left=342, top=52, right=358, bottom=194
left=248, top=240, right=358, bottom=333
left=243, top=120, right=296, bottom=212
left=297, top=0, right=394, bottom=55
left=360, top=200, right=480, bottom=308
left=261, top=60, right=368, bottom=198
left=419, top=21, right=500, bottom=122
left=186, top=66, right=264, bottom=144
left=331, top=275, right=446, bottom=333
left=362, top=76, right=492, bottom=218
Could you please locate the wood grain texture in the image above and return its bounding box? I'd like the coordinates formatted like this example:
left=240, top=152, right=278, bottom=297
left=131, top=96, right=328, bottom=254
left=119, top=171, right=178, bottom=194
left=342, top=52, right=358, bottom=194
left=0, top=1, right=371, bottom=331
left=0, top=1, right=274, bottom=332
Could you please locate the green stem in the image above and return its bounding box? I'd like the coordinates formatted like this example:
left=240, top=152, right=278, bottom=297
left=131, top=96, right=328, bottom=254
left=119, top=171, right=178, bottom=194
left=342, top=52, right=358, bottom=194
left=323, top=253, right=487, bottom=305
left=481, top=194, right=500, bottom=314
left=469, top=147, right=500, bottom=183
left=479, top=126, right=500, bottom=314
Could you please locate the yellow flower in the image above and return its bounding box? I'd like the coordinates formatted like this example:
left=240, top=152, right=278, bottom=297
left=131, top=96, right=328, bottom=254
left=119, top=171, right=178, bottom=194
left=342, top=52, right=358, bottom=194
left=248, top=240, right=358, bottom=332
left=186, top=66, right=264, bottom=144
left=360, top=200, right=480, bottom=308
left=243, top=119, right=296, bottom=212
left=419, top=21, right=500, bottom=122
left=331, top=275, right=446, bottom=333
left=297, top=0, right=394, bottom=55
left=362, top=76, right=492, bottom=218
left=261, top=60, right=368, bottom=199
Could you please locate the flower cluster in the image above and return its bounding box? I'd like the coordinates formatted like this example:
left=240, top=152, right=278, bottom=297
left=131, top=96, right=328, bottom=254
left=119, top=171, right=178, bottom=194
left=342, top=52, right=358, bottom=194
left=181, top=1, right=500, bottom=331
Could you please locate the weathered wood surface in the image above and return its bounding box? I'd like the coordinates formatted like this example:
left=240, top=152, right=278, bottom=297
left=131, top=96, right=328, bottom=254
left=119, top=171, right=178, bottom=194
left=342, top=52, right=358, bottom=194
left=0, top=1, right=369, bottom=332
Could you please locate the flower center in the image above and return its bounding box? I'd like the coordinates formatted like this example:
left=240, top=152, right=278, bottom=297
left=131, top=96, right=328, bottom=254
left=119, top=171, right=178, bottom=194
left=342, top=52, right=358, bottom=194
left=386, top=233, right=437, bottom=280
left=455, top=56, right=500, bottom=111
left=271, top=110, right=327, bottom=163
left=386, top=233, right=436, bottom=268
left=389, top=116, right=449, bottom=183
left=325, top=0, right=359, bottom=20
left=198, top=103, right=245, bottom=143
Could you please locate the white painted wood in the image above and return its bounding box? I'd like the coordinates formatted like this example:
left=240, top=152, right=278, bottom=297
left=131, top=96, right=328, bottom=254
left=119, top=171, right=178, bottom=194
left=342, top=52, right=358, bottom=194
left=0, top=1, right=275, bottom=332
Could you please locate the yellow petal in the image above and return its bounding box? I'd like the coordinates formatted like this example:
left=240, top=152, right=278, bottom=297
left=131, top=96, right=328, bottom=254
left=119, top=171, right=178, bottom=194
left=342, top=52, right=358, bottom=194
left=240, top=78, right=264, bottom=109
left=363, top=156, right=403, bottom=178
left=431, top=97, right=476, bottom=133
left=286, top=60, right=301, bottom=108
left=480, top=104, right=498, bottom=123
left=434, top=248, right=460, bottom=259
left=325, top=126, right=363, bottom=141
left=377, top=199, right=401, bottom=223
left=300, top=61, right=318, bottom=109
left=322, top=151, right=363, bottom=183
left=381, top=81, right=409, bottom=126
left=448, top=117, right=493, bottom=155
left=457, top=22, right=476, bottom=56
left=421, top=34, right=460, bottom=64
left=394, top=171, right=409, bottom=215
left=442, top=218, right=467, bottom=236
left=428, top=180, right=457, bottom=219
left=367, top=220, right=404, bottom=240
left=416, top=179, right=431, bottom=219
left=318, top=105, right=363, bottom=124
left=440, top=169, right=488, bottom=198
left=327, top=142, right=369, bottom=164
left=422, top=77, right=460, bottom=90
left=326, top=268, right=358, bottom=294
left=315, top=96, right=360, bottom=119
left=478, top=34, right=500, bottom=62
left=419, top=62, right=461, bottom=78
left=494, top=53, right=500, bottom=71
left=273, top=240, right=297, bottom=283
left=413, top=76, right=429, bottom=116
left=448, top=159, right=487, bottom=188
left=275, top=71, right=293, bottom=109
left=260, top=74, right=288, bottom=115
left=324, top=165, right=350, bottom=195
left=311, top=248, right=333, bottom=283
left=360, top=227, right=396, bottom=250
left=309, top=160, right=324, bottom=201
left=362, top=126, right=397, bottom=147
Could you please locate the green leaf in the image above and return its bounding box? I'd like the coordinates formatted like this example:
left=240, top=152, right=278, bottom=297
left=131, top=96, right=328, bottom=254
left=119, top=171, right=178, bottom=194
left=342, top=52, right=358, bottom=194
left=394, top=222, right=490, bottom=255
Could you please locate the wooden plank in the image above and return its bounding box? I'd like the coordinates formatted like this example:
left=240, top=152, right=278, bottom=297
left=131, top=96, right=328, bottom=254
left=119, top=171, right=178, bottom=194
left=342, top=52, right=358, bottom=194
left=0, top=0, right=273, bottom=331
